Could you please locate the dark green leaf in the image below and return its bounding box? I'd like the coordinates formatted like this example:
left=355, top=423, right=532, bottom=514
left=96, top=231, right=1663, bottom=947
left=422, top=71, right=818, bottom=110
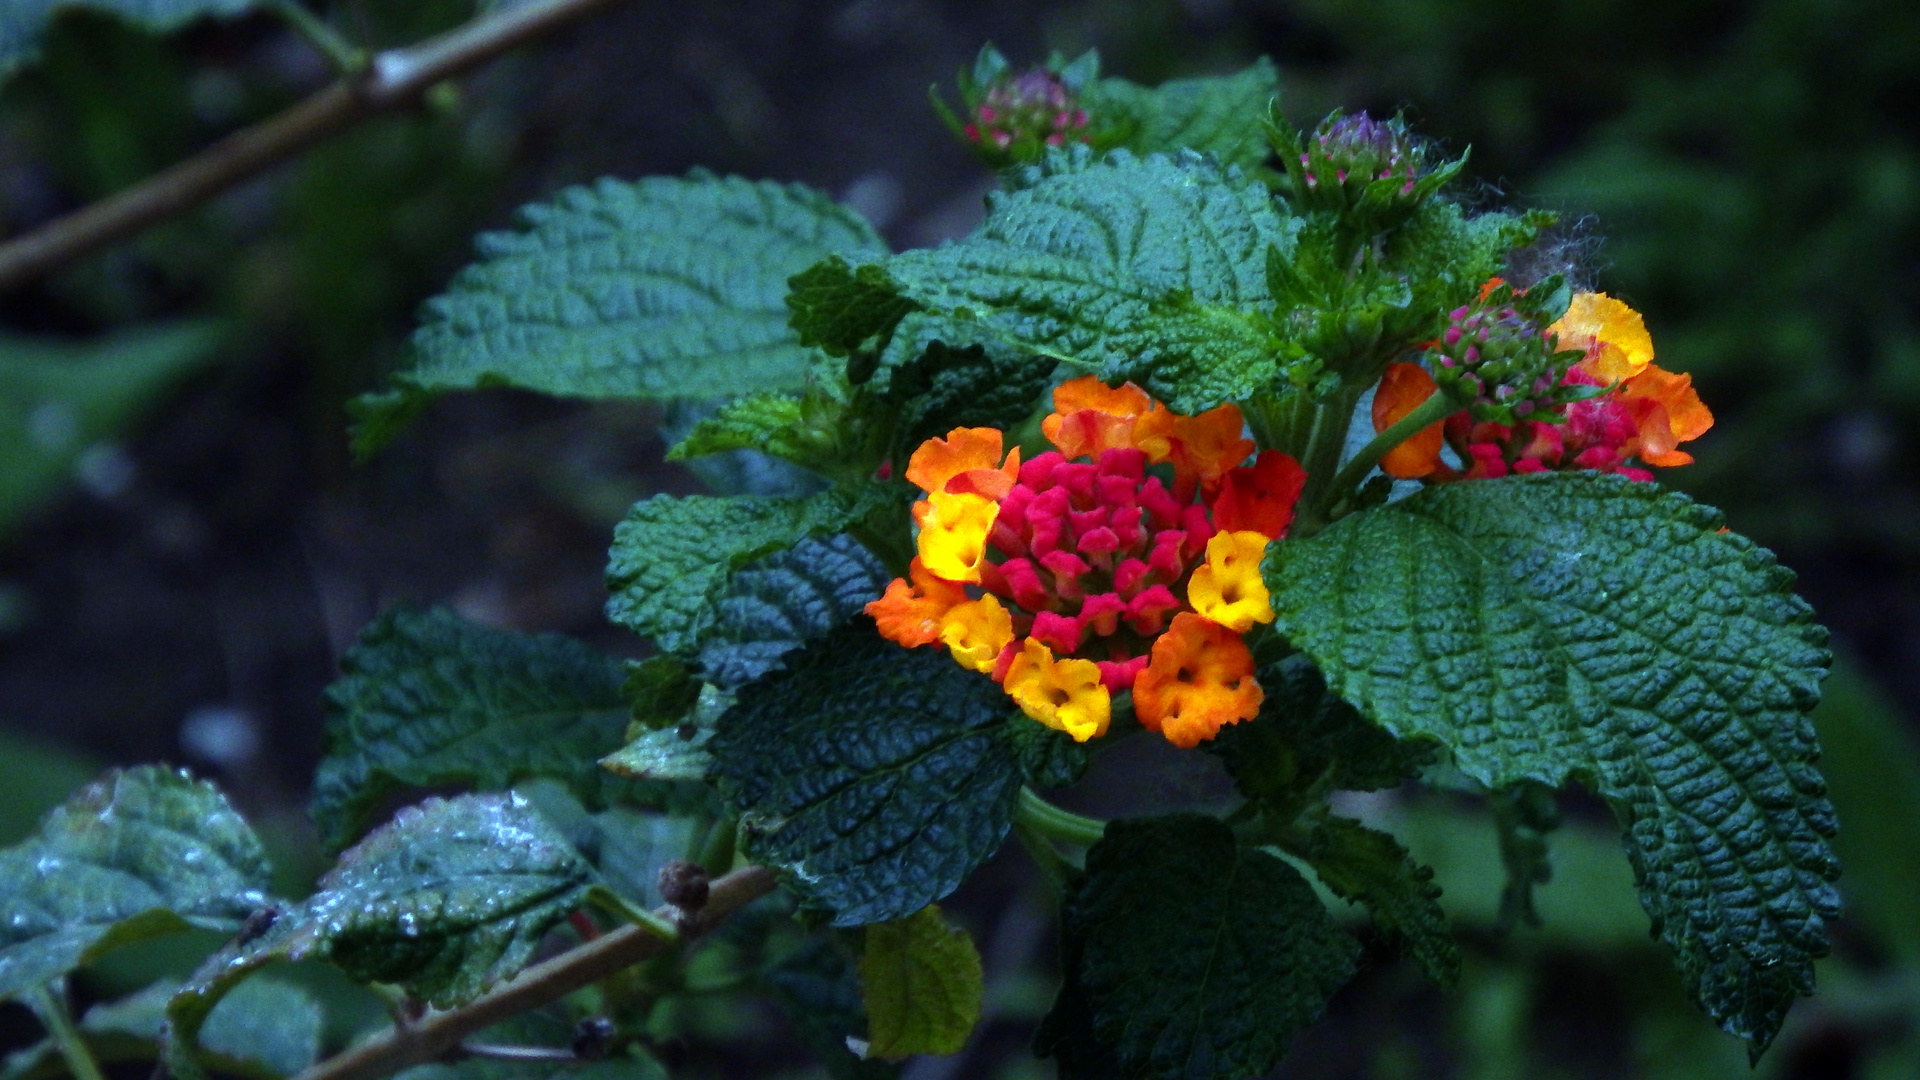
left=0, top=1, right=260, bottom=83
left=4, top=977, right=319, bottom=1080
left=1305, top=816, right=1459, bottom=988
left=887, top=338, right=1058, bottom=452
left=310, top=607, right=633, bottom=852
left=1492, top=779, right=1561, bottom=931
left=1209, top=656, right=1430, bottom=814
left=605, top=483, right=900, bottom=656
left=1036, top=814, right=1359, bottom=1080
left=858, top=904, right=983, bottom=1058
left=1263, top=472, right=1839, bottom=1054
left=1007, top=719, right=1091, bottom=790
left=697, top=534, right=891, bottom=689
left=359, top=175, right=885, bottom=452
left=396, top=1058, right=668, bottom=1080
left=761, top=935, right=899, bottom=1080
left=0, top=767, right=270, bottom=1003
left=621, top=654, right=701, bottom=729
left=1082, top=58, right=1280, bottom=170
left=0, top=323, right=226, bottom=539
left=789, top=257, right=919, bottom=377
left=816, top=151, right=1298, bottom=413
left=1383, top=203, right=1546, bottom=312
left=710, top=622, right=1026, bottom=926
left=165, top=794, right=596, bottom=1074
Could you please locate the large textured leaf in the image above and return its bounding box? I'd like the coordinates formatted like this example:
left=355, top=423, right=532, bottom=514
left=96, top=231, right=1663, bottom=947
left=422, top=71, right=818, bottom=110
left=696, top=534, right=891, bottom=688
left=795, top=151, right=1297, bottom=413
left=709, top=622, right=1025, bottom=926
left=1083, top=58, right=1279, bottom=170
left=357, top=174, right=886, bottom=451
left=1036, top=815, right=1359, bottom=1080
left=0, top=767, right=270, bottom=1003
left=1262, top=472, right=1839, bottom=1054
left=858, top=905, right=983, bottom=1058
left=0, top=323, right=226, bottom=538
left=605, top=483, right=899, bottom=656
left=0, top=1, right=259, bottom=82
left=311, top=607, right=632, bottom=851
left=166, top=791, right=596, bottom=1071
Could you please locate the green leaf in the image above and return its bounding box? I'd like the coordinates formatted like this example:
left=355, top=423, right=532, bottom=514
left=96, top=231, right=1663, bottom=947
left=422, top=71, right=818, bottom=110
left=1208, top=655, right=1430, bottom=814
left=1304, top=816, right=1459, bottom=988
left=1383, top=202, right=1546, bottom=312
left=166, top=793, right=596, bottom=1073
left=1082, top=58, right=1280, bottom=170
left=0, top=767, right=270, bottom=1004
left=0, top=0, right=260, bottom=83
left=605, top=483, right=900, bottom=656
left=1036, top=814, right=1359, bottom=1080
left=1262, top=472, right=1839, bottom=1054
left=710, top=622, right=1027, bottom=926
left=858, top=905, right=984, bottom=1058
left=310, top=607, right=633, bottom=852
left=1491, top=779, right=1561, bottom=931
left=668, top=392, right=817, bottom=464
left=809, top=151, right=1298, bottom=413
left=359, top=174, right=886, bottom=453
left=761, top=935, right=900, bottom=1080
left=621, top=654, right=701, bottom=729
left=4, top=977, right=320, bottom=1080
left=696, top=533, right=892, bottom=689
left=601, top=724, right=713, bottom=783
left=886, top=338, right=1059, bottom=452
left=0, top=323, right=226, bottom=539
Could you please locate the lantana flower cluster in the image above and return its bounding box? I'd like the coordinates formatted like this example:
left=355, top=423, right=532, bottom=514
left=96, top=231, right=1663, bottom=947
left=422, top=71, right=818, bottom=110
left=866, top=377, right=1306, bottom=749
left=960, top=68, right=1091, bottom=156
left=1373, top=288, right=1713, bottom=482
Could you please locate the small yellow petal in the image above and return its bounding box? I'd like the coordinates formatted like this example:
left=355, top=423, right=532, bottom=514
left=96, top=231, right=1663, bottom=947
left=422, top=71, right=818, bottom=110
left=1187, top=531, right=1273, bottom=633
left=1003, top=639, right=1110, bottom=742
left=916, top=491, right=999, bottom=584
left=939, top=595, right=1014, bottom=673
left=1550, top=292, right=1654, bottom=383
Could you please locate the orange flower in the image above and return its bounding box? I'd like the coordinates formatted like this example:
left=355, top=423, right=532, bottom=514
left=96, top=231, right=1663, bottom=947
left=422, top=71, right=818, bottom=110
left=866, top=558, right=968, bottom=647
left=1003, top=639, right=1110, bottom=741
left=1550, top=292, right=1654, bottom=384
left=906, top=427, right=1021, bottom=501
left=1132, top=613, right=1263, bottom=748
left=1044, top=376, right=1254, bottom=498
left=1041, top=377, right=1153, bottom=459
left=1211, top=450, right=1308, bottom=538
left=1372, top=362, right=1445, bottom=479
left=1617, top=364, right=1713, bottom=466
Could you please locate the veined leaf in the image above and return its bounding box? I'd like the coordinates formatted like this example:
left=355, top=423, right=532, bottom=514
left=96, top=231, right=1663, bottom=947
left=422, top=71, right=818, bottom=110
left=605, top=483, right=900, bottom=656
left=796, top=151, right=1298, bottom=413
left=310, top=607, right=632, bottom=852
left=859, top=905, right=983, bottom=1058
left=1305, top=816, right=1459, bottom=988
left=0, top=767, right=270, bottom=1003
left=165, top=793, right=597, bottom=1076
left=1083, top=58, right=1279, bottom=170
left=709, top=622, right=1026, bottom=926
left=1262, top=472, right=1839, bottom=1054
left=0, top=1, right=260, bottom=83
left=697, top=533, right=891, bottom=689
left=357, top=174, right=886, bottom=453
left=3, top=978, right=320, bottom=1080
left=1036, top=814, right=1359, bottom=1080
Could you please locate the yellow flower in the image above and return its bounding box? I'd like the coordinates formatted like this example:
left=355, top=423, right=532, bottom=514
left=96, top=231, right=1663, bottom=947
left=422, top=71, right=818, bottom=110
left=1186, top=531, right=1274, bottom=633
left=1549, top=292, right=1654, bottom=383
left=1003, top=640, right=1109, bottom=742
left=915, top=490, right=999, bottom=583
left=938, top=595, right=1014, bottom=673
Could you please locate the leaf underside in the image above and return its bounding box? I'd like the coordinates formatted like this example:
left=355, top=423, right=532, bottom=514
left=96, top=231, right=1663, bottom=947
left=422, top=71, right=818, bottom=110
left=858, top=904, right=984, bottom=1058
left=1263, top=472, right=1840, bottom=1054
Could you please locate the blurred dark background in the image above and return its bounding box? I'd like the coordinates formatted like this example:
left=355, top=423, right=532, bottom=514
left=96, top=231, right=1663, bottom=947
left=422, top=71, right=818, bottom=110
left=2, top=1, right=1918, bottom=1077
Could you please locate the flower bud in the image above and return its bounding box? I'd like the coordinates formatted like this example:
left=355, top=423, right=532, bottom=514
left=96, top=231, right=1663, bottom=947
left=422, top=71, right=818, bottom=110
left=1430, top=290, right=1588, bottom=425
left=943, top=49, right=1095, bottom=168
left=1276, top=110, right=1464, bottom=230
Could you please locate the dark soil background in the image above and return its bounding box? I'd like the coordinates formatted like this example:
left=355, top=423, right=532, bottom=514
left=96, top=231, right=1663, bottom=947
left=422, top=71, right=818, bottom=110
left=3, top=1, right=1918, bottom=1077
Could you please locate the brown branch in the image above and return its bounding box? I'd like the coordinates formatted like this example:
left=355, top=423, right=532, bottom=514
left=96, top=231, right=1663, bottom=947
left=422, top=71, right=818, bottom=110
left=285, top=865, right=779, bottom=1080
left=0, top=0, right=629, bottom=293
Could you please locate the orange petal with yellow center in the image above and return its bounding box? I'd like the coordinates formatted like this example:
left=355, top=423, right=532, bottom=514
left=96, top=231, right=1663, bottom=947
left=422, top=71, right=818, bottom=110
left=1051, top=375, right=1153, bottom=419
left=1551, top=292, right=1654, bottom=384
left=939, top=595, right=1015, bottom=673
left=866, top=558, right=969, bottom=648
left=1138, top=403, right=1254, bottom=494
left=1372, top=363, right=1446, bottom=479
left=1003, top=639, right=1110, bottom=741
left=916, top=490, right=999, bottom=583
left=1132, top=613, right=1263, bottom=748
left=907, top=427, right=1008, bottom=496
left=1187, top=531, right=1275, bottom=633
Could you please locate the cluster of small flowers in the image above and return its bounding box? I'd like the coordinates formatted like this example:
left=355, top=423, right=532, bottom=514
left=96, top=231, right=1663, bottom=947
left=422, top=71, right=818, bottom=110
left=1374, top=289, right=1712, bottom=483
left=1301, top=112, right=1419, bottom=198
left=960, top=68, right=1091, bottom=153
left=867, top=378, right=1305, bottom=749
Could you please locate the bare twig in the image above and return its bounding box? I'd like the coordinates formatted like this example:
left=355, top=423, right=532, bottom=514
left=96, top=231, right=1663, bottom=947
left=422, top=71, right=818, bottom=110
left=0, top=0, right=628, bottom=293
left=284, top=865, right=778, bottom=1080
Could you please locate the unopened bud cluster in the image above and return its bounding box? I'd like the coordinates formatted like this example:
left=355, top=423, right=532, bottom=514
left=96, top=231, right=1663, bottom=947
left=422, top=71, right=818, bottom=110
left=961, top=68, right=1091, bottom=163
left=1432, top=300, right=1587, bottom=425
left=1281, top=111, right=1438, bottom=220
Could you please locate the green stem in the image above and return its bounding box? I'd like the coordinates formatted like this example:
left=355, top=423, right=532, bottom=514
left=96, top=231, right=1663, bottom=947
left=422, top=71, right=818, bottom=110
left=1013, top=787, right=1108, bottom=848
left=586, top=887, right=682, bottom=941
left=1317, top=387, right=1460, bottom=518
left=29, top=986, right=104, bottom=1080
left=270, top=1, right=369, bottom=73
